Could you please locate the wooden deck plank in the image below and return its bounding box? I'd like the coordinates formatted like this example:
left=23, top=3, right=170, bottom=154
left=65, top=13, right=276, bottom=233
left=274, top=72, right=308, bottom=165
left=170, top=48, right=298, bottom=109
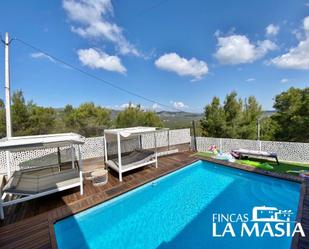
left=0, top=152, right=196, bottom=249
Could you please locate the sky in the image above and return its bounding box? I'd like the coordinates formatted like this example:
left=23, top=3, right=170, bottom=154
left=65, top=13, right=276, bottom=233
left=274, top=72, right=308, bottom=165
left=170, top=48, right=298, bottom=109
left=0, top=0, right=308, bottom=112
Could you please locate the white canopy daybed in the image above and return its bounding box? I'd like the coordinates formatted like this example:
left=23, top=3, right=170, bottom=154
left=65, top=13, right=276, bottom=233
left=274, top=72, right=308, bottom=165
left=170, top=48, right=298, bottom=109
left=0, top=133, right=85, bottom=219
left=104, top=127, right=168, bottom=182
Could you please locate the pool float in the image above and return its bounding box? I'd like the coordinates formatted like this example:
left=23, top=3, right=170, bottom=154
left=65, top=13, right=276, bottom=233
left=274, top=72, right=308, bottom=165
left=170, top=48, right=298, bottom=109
left=214, top=153, right=236, bottom=163
left=208, top=145, right=219, bottom=155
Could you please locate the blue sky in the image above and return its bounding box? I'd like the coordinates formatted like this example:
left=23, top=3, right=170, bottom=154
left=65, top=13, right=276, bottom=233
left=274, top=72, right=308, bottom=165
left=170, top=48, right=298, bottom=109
left=0, top=0, right=308, bottom=112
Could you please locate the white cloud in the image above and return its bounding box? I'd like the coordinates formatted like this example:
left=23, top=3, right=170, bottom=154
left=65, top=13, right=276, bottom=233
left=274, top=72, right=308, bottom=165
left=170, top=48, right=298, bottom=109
left=280, top=78, right=289, bottom=83
left=246, top=78, right=255, bottom=82
left=292, top=29, right=303, bottom=40
left=214, top=35, right=277, bottom=65
left=121, top=103, right=136, bottom=108
left=266, top=24, right=279, bottom=36
left=63, top=0, right=139, bottom=56
left=30, top=52, right=71, bottom=69
left=304, top=16, right=309, bottom=34
left=272, top=40, right=309, bottom=69
left=155, top=53, right=208, bottom=80
left=120, top=103, right=148, bottom=110
left=30, top=52, right=55, bottom=63
left=170, top=101, right=188, bottom=109
left=77, top=48, right=126, bottom=74
left=152, top=103, right=161, bottom=110
left=257, top=40, right=277, bottom=54
left=271, top=16, right=309, bottom=70
left=214, top=30, right=221, bottom=37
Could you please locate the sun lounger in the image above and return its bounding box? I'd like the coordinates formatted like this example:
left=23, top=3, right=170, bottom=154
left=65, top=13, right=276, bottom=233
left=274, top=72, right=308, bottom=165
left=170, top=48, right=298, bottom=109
left=232, top=149, right=279, bottom=164
left=0, top=167, right=81, bottom=219
left=106, top=150, right=156, bottom=172
left=104, top=127, right=167, bottom=181
left=0, top=133, right=85, bottom=220
left=3, top=168, right=80, bottom=195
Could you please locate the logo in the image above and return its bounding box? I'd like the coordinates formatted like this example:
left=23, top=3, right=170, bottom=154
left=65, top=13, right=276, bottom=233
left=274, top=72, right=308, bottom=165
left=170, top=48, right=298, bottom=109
left=212, top=206, right=305, bottom=238
left=251, top=206, right=292, bottom=222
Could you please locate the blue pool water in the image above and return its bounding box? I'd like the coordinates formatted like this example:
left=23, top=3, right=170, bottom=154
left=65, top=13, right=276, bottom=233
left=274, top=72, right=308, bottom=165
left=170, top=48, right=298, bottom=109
left=55, top=160, right=301, bottom=249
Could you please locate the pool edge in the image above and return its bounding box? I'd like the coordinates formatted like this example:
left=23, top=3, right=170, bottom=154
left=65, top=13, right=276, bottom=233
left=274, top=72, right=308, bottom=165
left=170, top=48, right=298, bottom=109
left=49, top=157, right=200, bottom=249
left=197, top=156, right=307, bottom=249
left=50, top=156, right=307, bottom=249
left=197, top=156, right=302, bottom=183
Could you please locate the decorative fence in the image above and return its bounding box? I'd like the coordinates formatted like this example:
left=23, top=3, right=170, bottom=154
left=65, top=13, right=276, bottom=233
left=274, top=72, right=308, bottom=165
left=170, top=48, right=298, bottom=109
left=0, top=129, right=191, bottom=174
left=195, top=137, right=309, bottom=163
left=1, top=130, right=308, bottom=174
left=105, top=129, right=191, bottom=158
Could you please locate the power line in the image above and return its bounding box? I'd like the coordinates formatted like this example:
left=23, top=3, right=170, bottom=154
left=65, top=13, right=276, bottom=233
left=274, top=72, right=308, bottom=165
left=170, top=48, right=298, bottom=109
left=10, top=37, right=182, bottom=112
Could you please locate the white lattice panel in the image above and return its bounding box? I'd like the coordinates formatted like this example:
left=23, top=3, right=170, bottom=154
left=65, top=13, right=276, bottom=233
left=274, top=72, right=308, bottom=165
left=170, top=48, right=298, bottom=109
left=0, top=129, right=191, bottom=174
left=196, top=137, right=309, bottom=163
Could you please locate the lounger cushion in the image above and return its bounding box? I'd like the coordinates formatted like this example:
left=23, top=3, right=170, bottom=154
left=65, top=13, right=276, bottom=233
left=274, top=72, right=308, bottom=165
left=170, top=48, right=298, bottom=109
left=3, top=168, right=80, bottom=195
left=232, top=149, right=277, bottom=157
left=112, top=150, right=154, bottom=166
left=106, top=150, right=155, bottom=172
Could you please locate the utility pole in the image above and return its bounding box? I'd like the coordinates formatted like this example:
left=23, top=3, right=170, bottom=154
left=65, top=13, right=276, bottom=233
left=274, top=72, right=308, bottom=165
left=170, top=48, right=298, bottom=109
left=192, top=120, right=197, bottom=151
left=2, top=32, right=13, bottom=178
left=257, top=119, right=260, bottom=141
left=257, top=117, right=263, bottom=151
left=4, top=32, right=12, bottom=138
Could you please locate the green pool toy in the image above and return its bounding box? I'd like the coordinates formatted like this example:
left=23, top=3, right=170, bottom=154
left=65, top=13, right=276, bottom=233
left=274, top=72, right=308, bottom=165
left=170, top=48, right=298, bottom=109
left=286, top=169, right=307, bottom=175
left=255, top=163, right=274, bottom=170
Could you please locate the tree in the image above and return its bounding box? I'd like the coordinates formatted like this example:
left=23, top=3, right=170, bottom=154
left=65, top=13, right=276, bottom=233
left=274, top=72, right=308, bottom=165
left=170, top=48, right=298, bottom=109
left=223, top=92, right=243, bottom=138
left=11, top=91, right=31, bottom=136
left=27, top=105, right=56, bottom=135
left=200, top=93, right=264, bottom=139
left=115, top=105, right=163, bottom=128
left=260, top=117, right=278, bottom=141
left=10, top=91, right=59, bottom=136
left=200, top=97, right=226, bottom=137
left=59, top=104, right=75, bottom=132
left=63, top=102, right=111, bottom=137
left=142, top=111, right=163, bottom=127
left=238, top=96, right=262, bottom=139
left=272, top=87, right=309, bottom=142
left=0, top=99, right=5, bottom=137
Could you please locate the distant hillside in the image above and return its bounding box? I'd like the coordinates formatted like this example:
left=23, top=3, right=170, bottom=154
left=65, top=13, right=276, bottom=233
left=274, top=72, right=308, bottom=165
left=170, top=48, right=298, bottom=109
left=156, top=110, right=276, bottom=129
left=109, top=109, right=203, bottom=129
left=157, top=111, right=203, bottom=129
left=56, top=107, right=275, bottom=130
left=110, top=109, right=121, bottom=119
left=262, top=110, right=276, bottom=117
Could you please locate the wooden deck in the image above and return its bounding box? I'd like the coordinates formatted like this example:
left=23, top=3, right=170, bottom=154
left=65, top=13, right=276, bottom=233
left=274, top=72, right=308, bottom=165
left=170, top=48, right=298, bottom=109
left=0, top=151, right=197, bottom=249
left=1, top=152, right=309, bottom=249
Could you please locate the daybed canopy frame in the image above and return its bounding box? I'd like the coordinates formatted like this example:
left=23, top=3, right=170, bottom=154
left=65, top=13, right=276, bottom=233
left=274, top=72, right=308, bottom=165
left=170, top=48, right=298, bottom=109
left=104, top=127, right=169, bottom=182
left=0, top=133, right=85, bottom=219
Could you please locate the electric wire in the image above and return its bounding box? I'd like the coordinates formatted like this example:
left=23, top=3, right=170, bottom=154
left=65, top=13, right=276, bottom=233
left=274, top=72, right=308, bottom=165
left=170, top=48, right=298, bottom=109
left=3, top=36, right=183, bottom=112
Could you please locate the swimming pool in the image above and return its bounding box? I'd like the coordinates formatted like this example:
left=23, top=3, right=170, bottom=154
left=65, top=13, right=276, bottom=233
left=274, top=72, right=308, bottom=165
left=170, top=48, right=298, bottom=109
left=54, top=160, right=301, bottom=249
